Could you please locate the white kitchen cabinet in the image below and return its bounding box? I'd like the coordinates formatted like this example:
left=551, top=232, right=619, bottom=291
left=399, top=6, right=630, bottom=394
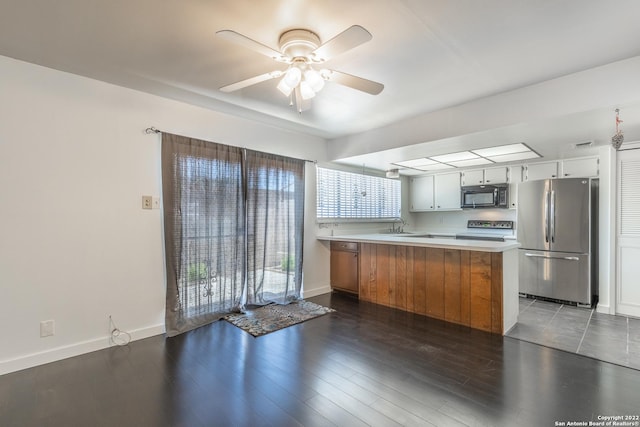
left=461, top=166, right=509, bottom=185
left=561, top=157, right=599, bottom=178
left=524, top=161, right=559, bottom=181
left=409, top=172, right=461, bottom=211
left=461, top=169, right=484, bottom=186
left=409, top=175, right=434, bottom=211
left=484, top=166, right=509, bottom=184
left=434, top=172, right=461, bottom=210
left=508, top=165, right=523, bottom=209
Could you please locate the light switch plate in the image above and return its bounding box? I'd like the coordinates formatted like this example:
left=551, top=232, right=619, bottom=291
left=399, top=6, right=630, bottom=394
left=40, top=320, right=55, bottom=337
left=152, top=197, right=160, bottom=209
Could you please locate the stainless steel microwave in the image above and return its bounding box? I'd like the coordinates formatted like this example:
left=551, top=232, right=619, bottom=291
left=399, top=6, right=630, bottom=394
left=461, top=184, right=509, bottom=208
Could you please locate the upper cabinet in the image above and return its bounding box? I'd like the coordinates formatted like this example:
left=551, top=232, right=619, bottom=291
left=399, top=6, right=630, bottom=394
left=409, top=172, right=461, bottom=212
left=409, top=175, right=435, bottom=211
left=408, top=156, right=597, bottom=212
left=508, top=165, right=523, bottom=209
left=484, top=166, right=509, bottom=184
left=461, top=166, right=509, bottom=185
left=524, top=161, right=559, bottom=181
left=461, top=169, right=484, bottom=186
left=434, top=172, right=462, bottom=210
left=524, top=157, right=599, bottom=181
left=561, top=157, right=599, bottom=178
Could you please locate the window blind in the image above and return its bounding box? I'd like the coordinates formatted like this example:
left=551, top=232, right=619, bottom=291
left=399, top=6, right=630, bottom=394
left=316, top=167, right=401, bottom=220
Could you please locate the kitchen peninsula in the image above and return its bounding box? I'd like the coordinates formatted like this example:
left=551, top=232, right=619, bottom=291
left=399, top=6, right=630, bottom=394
left=319, top=234, right=520, bottom=335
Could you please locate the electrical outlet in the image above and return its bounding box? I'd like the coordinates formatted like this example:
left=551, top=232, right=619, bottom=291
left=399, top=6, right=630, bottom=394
left=40, top=320, right=55, bottom=337
left=141, top=195, right=152, bottom=210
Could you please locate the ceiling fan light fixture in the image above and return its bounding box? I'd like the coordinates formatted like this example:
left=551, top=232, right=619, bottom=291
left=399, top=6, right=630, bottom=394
left=277, top=78, right=294, bottom=96
left=299, top=80, right=316, bottom=100
left=304, top=68, right=325, bottom=92
left=283, top=66, right=302, bottom=88
left=217, top=26, right=383, bottom=113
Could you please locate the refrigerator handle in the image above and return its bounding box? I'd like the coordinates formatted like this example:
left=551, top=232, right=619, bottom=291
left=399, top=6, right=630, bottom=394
left=524, top=253, right=580, bottom=261
left=544, top=191, right=550, bottom=243
left=550, top=190, right=556, bottom=243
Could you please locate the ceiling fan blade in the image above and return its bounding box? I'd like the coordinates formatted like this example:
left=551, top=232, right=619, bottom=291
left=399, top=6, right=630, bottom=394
left=220, top=71, right=283, bottom=92
left=216, top=30, right=289, bottom=62
left=324, top=70, right=384, bottom=95
left=311, top=25, right=372, bottom=62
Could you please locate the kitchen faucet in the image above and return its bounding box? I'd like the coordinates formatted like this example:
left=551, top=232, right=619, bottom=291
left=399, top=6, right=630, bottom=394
left=390, top=217, right=407, bottom=233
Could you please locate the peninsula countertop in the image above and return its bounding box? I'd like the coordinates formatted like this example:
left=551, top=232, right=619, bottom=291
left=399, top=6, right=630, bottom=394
left=317, top=233, right=520, bottom=253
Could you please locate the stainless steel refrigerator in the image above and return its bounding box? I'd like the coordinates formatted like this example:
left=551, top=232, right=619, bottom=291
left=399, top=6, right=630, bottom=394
left=517, top=178, right=597, bottom=306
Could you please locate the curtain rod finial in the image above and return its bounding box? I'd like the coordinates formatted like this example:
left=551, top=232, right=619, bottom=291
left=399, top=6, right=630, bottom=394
left=145, top=126, right=161, bottom=134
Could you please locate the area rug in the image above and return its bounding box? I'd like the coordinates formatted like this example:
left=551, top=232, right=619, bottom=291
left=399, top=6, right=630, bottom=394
left=224, top=300, right=335, bottom=337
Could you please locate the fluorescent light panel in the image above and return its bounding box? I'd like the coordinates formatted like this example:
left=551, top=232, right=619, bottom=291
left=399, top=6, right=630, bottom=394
left=412, top=163, right=455, bottom=171
left=486, top=151, right=540, bottom=162
left=471, top=143, right=530, bottom=157
left=393, top=158, right=439, bottom=168
left=447, top=158, right=494, bottom=167
left=395, top=143, right=540, bottom=172
left=429, top=151, right=478, bottom=163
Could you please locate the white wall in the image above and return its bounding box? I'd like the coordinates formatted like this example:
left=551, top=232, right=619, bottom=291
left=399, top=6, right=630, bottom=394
left=0, top=55, right=328, bottom=374
left=411, top=208, right=517, bottom=235
left=598, top=145, right=616, bottom=314
left=327, top=56, right=640, bottom=160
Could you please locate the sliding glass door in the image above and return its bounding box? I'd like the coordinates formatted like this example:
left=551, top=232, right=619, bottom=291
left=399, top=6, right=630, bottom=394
left=161, top=134, right=304, bottom=336
left=245, top=149, right=304, bottom=306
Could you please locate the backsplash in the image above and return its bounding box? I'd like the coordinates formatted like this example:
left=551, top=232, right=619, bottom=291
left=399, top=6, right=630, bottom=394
left=410, top=209, right=517, bottom=235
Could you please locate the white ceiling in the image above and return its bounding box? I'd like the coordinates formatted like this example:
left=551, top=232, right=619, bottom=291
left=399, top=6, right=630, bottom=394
left=1, top=0, right=640, bottom=172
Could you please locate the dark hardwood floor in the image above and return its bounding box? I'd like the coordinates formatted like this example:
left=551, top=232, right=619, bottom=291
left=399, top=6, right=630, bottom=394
left=2, top=292, right=639, bottom=426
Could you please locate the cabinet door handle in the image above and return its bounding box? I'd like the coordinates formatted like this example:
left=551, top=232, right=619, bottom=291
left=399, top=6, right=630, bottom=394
left=485, top=180, right=490, bottom=183
left=564, top=173, right=570, bottom=177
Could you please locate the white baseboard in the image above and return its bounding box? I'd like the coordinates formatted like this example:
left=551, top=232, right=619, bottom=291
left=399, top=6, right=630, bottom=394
left=0, top=324, right=164, bottom=376
left=596, top=303, right=612, bottom=314
left=303, top=284, right=332, bottom=299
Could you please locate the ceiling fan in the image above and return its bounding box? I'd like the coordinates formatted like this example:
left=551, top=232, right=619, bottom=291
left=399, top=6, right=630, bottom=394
left=216, top=25, right=384, bottom=112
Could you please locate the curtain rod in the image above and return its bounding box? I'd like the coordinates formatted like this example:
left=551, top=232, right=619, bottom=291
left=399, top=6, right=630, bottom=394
left=145, top=126, right=317, bottom=163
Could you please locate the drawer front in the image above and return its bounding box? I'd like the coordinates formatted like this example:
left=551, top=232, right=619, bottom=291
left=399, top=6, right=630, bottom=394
left=330, top=241, right=358, bottom=252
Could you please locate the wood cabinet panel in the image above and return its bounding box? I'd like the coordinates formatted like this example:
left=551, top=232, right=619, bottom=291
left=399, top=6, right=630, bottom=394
left=413, top=247, right=427, bottom=315
left=444, top=249, right=462, bottom=324
left=406, top=246, right=415, bottom=312
left=491, top=253, right=503, bottom=334
left=330, top=242, right=359, bottom=294
left=359, top=243, right=373, bottom=302
left=377, top=245, right=391, bottom=307
left=460, top=251, right=471, bottom=327
left=356, top=243, right=503, bottom=334
left=425, top=248, right=445, bottom=319
left=395, top=246, right=407, bottom=310
left=469, top=252, right=492, bottom=332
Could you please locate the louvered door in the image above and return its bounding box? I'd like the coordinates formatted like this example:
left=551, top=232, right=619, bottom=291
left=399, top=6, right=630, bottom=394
left=617, top=149, right=640, bottom=317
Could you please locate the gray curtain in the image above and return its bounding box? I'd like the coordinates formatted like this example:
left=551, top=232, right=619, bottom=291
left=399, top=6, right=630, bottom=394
left=162, top=133, right=245, bottom=337
left=162, top=134, right=306, bottom=336
left=245, top=150, right=305, bottom=306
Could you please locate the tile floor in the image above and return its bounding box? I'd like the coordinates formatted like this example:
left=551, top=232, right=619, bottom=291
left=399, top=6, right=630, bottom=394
left=506, top=297, right=640, bottom=370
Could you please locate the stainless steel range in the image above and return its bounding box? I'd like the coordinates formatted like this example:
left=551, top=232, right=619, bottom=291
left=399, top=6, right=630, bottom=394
left=455, top=220, right=514, bottom=242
